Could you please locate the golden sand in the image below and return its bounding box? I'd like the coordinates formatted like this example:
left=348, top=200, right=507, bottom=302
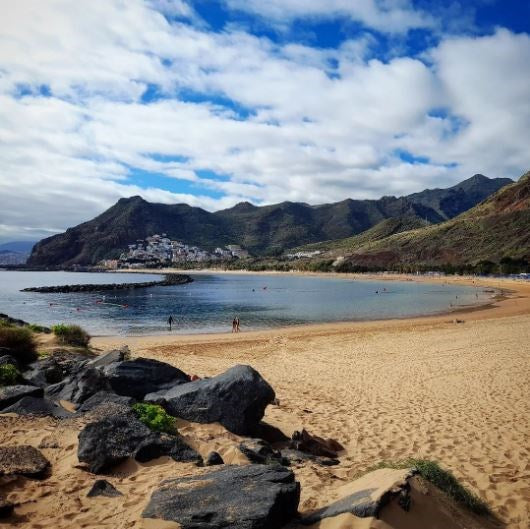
left=1, top=274, right=529, bottom=528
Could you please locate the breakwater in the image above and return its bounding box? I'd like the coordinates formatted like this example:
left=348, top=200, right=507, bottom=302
left=21, top=273, right=192, bottom=293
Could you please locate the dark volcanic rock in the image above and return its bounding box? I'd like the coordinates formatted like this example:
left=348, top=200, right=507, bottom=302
left=46, top=366, right=110, bottom=405
left=78, top=409, right=199, bottom=473
left=0, top=385, right=43, bottom=410
left=205, top=451, right=224, bottom=466
left=87, top=346, right=129, bottom=369
left=76, top=391, right=136, bottom=413
left=103, top=357, right=189, bottom=399
left=142, top=464, right=300, bottom=529
left=145, top=364, right=275, bottom=435
left=239, top=439, right=286, bottom=466
left=280, top=448, right=339, bottom=467
left=0, top=497, right=14, bottom=518
left=290, top=429, right=343, bottom=459
left=23, top=358, right=64, bottom=388
left=2, top=396, right=73, bottom=418
left=87, top=479, right=123, bottom=498
left=0, top=355, right=19, bottom=368
left=0, top=445, right=50, bottom=479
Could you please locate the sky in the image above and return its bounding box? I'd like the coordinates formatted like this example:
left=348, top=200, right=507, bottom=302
left=0, top=0, right=529, bottom=243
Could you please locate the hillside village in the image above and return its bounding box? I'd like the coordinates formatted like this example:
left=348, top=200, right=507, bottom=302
left=113, top=234, right=250, bottom=268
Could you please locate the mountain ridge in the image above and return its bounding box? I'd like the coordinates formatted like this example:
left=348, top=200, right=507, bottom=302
left=320, top=171, right=529, bottom=269
left=27, top=174, right=513, bottom=267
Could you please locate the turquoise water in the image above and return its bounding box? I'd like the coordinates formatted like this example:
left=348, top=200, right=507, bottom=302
left=0, top=271, right=492, bottom=336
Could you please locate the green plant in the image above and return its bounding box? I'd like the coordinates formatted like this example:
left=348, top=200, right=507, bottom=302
left=132, top=403, right=177, bottom=434
left=363, top=458, right=490, bottom=515
left=28, top=323, right=51, bottom=334
left=0, top=364, right=20, bottom=386
left=52, top=324, right=90, bottom=347
left=0, top=325, right=37, bottom=364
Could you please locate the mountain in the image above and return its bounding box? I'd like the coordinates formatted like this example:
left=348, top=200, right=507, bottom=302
left=295, top=215, right=431, bottom=253
left=27, top=175, right=512, bottom=267
left=330, top=171, right=530, bottom=268
left=0, top=241, right=36, bottom=253
left=0, top=241, right=36, bottom=265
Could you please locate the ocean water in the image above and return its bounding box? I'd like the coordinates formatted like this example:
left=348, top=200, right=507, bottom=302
left=0, top=271, right=493, bottom=336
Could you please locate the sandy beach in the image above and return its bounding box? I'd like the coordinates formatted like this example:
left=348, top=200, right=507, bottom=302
left=1, top=274, right=529, bottom=528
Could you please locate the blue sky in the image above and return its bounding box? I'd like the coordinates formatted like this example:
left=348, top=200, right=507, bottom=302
left=0, top=0, right=529, bottom=242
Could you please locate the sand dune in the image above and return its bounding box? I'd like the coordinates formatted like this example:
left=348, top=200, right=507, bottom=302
left=1, top=275, right=529, bottom=528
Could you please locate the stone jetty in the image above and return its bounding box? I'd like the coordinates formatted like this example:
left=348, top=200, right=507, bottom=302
left=21, top=273, right=192, bottom=293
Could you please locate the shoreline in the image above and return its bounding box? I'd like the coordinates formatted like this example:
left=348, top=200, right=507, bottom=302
left=91, top=270, right=529, bottom=346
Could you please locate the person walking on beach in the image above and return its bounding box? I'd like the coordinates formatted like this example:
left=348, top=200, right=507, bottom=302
left=168, top=315, right=174, bottom=331
left=236, top=317, right=240, bottom=333
left=232, top=317, right=237, bottom=333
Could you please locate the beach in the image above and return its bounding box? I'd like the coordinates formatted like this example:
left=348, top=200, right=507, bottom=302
left=1, top=274, right=529, bottom=528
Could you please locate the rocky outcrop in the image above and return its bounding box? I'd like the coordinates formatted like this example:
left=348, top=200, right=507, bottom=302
left=142, top=464, right=300, bottom=529
left=146, top=364, right=275, bottom=435
left=103, top=357, right=189, bottom=399
left=77, top=408, right=199, bottom=473
left=0, top=445, right=50, bottom=479
left=0, top=385, right=43, bottom=410
left=87, top=480, right=123, bottom=498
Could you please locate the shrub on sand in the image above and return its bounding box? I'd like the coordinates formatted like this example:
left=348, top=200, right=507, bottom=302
left=132, top=403, right=177, bottom=435
left=0, top=325, right=37, bottom=364
left=52, top=324, right=90, bottom=347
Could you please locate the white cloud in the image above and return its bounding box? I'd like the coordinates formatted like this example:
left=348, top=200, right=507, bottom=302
left=0, top=1, right=528, bottom=242
left=223, top=0, right=435, bottom=33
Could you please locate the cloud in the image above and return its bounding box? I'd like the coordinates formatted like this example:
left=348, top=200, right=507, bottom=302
left=222, top=0, right=435, bottom=33
left=0, top=1, right=528, bottom=242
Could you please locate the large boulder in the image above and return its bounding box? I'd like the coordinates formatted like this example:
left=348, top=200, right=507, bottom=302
left=142, top=464, right=300, bottom=529
left=45, top=366, right=110, bottom=405
left=145, top=364, right=275, bottom=435
left=23, top=357, right=64, bottom=388
left=0, top=385, right=43, bottom=410
left=76, top=391, right=136, bottom=413
left=0, top=445, right=50, bottom=479
left=77, top=408, right=199, bottom=473
left=103, top=357, right=189, bottom=399
left=87, top=346, right=129, bottom=369
left=1, top=396, right=73, bottom=418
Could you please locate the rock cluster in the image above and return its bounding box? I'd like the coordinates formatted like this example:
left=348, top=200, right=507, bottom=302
left=0, top=347, right=350, bottom=528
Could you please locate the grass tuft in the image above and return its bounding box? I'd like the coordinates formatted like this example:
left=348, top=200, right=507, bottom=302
left=52, top=324, right=90, bottom=347
left=0, top=364, right=21, bottom=386
left=0, top=325, right=37, bottom=364
left=363, top=458, right=490, bottom=515
left=132, top=403, right=177, bottom=435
